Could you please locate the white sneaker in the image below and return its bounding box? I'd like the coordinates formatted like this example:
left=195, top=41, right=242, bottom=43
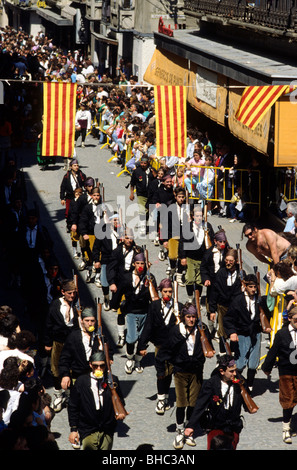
left=103, top=297, right=110, bottom=311
left=155, top=399, right=165, bottom=415
left=117, top=336, right=125, bottom=348
left=81, top=142, right=85, bottom=148
left=125, top=359, right=134, bottom=374
left=94, top=274, right=101, bottom=287
left=185, top=435, right=196, bottom=447
left=86, top=271, right=92, bottom=283
left=173, top=429, right=184, bottom=449
left=154, top=236, right=160, bottom=246
left=229, top=218, right=237, bottom=223
left=134, top=361, right=143, bottom=373
left=158, top=249, right=166, bottom=261
left=73, top=250, right=80, bottom=259
left=53, top=389, right=65, bottom=413
left=78, top=260, right=86, bottom=271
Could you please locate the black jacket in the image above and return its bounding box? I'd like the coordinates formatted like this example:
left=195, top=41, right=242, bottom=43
left=59, top=328, right=113, bottom=379
left=179, top=221, right=214, bottom=261
left=223, top=292, right=262, bottom=338
left=92, top=223, right=121, bottom=265
left=106, top=242, right=136, bottom=285
left=60, top=169, right=86, bottom=201
left=78, top=202, right=105, bottom=236
left=208, top=267, right=242, bottom=313
left=110, top=270, right=156, bottom=314
left=186, top=372, right=244, bottom=434
left=44, top=297, right=79, bottom=346
left=262, top=325, right=297, bottom=376
left=68, top=372, right=125, bottom=441
left=200, top=245, right=229, bottom=285
left=138, top=298, right=183, bottom=350
left=130, top=166, right=155, bottom=197
left=155, top=322, right=211, bottom=376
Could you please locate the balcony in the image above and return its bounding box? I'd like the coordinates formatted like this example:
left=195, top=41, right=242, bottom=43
left=184, top=0, right=297, bottom=33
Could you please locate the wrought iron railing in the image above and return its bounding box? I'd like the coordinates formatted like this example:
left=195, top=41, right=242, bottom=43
left=184, top=0, right=297, bottom=32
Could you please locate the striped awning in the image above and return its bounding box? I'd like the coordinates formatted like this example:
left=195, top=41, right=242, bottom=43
left=235, top=85, right=291, bottom=130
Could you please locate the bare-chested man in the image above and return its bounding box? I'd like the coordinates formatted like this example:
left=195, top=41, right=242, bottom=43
left=243, top=223, right=291, bottom=266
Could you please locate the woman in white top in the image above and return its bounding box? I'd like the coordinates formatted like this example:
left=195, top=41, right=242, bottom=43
left=268, top=261, right=297, bottom=297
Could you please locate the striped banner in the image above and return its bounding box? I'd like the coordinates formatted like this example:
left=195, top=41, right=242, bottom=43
left=235, top=85, right=290, bottom=130
left=42, top=82, right=77, bottom=157
left=154, top=85, right=187, bottom=159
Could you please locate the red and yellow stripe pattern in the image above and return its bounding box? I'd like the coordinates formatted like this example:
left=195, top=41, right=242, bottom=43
left=42, top=82, right=77, bottom=157
left=235, top=85, right=290, bottom=130
left=154, top=85, right=187, bottom=159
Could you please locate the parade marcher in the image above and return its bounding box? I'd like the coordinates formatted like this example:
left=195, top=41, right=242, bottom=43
left=75, top=101, right=92, bottom=148
left=224, top=273, right=271, bottom=392
left=159, top=186, right=189, bottom=285
left=184, top=355, right=245, bottom=450
left=129, top=154, right=155, bottom=236
left=67, top=351, right=126, bottom=450
left=150, top=173, right=174, bottom=248
left=106, top=227, right=138, bottom=347
left=200, top=229, right=230, bottom=333
left=111, top=251, right=157, bottom=375
left=155, top=302, right=214, bottom=449
left=43, top=279, right=79, bottom=413
left=78, top=186, right=105, bottom=273
left=138, top=278, right=183, bottom=415
left=92, top=212, right=122, bottom=310
left=262, top=305, right=297, bottom=444
left=67, top=187, right=83, bottom=259
left=243, top=223, right=291, bottom=266
left=59, top=158, right=86, bottom=221
left=208, top=248, right=243, bottom=355
left=179, top=204, right=214, bottom=303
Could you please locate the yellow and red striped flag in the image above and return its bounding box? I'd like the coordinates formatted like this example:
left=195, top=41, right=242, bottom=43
left=235, top=85, right=291, bottom=130
left=42, top=82, right=77, bottom=157
left=154, top=85, right=187, bottom=159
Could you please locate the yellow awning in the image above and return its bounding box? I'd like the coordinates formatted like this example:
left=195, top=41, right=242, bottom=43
left=228, top=80, right=271, bottom=155
left=274, top=96, right=297, bottom=167
left=143, top=47, right=188, bottom=87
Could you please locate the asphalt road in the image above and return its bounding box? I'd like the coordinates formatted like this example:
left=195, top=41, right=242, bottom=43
left=4, top=132, right=295, bottom=453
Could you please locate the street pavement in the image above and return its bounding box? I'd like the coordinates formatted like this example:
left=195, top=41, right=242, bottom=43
left=4, top=132, right=296, bottom=452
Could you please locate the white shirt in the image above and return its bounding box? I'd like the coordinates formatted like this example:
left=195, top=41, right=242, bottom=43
left=90, top=374, right=104, bottom=410
left=26, top=226, right=37, bottom=248
left=161, top=299, right=173, bottom=326
left=289, top=324, right=297, bottom=348
left=244, top=292, right=256, bottom=320
left=179, top=323, right=197, bottom=356
left=193, top=224, right=205, bottom=249
left=60, top=298, right=75, bottom=326
left=221, top=381, right=234, bottom=409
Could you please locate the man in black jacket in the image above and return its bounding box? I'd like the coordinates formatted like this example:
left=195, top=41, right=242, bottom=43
left=223, top=274, right=263, bottom=393
left=59, top=307, right=103, bottom=390
left=59, top=158, right=86, bottom=221
left=129, top=155, right=155, bottom=236
left=68, top=351, right=126, bottom=450
left=78, top=186, right=105, bottom=273
left=44, top=279, right=79, bottom=413
left=179, top=204, right=214, bottom=303
left=155, top=302, right=214, bottom=449
left=184, top=355, right=245, bottom=450
left=138, top=278, right=183, bottom=415
left=106, top=227, right=137, bottom=347
left=200, top=229, right=230, bottom=338
left=111, top=251, right=156, bottom=374
left=92, top=212, right=122, bottom=310
left=262, top=306, right=297, bottom=444
left=208, top=248, right=243, bottom=355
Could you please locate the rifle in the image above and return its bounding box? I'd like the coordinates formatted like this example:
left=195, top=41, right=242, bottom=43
left=73, top=270, right=82, bottom=316
left=173, top=276, right=180, bottom=324
left=96, top=297, right=104, bottom=344
left=103, top=341, right=128, bottom=419
left=221, top=336, right=259, bottom=414
left=253, top=266, right=272, bottom=333
left=194, top=286, right=215, bottom=358
left=143, top=245, right=159, bottom=301
left=203, top=204, right=212, bottom=249
left=236, top=243, right=245, bottom=288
